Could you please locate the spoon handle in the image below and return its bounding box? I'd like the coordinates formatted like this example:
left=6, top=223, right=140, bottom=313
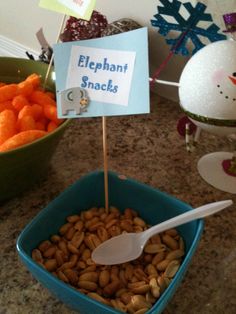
left=144, top=200, right=233, bottom=240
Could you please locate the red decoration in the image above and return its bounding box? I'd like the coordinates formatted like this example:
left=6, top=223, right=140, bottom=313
left=177, top=115, right=197, bottom=137
left=222, top=159, right=236, bottom=177
left=60, top=11, right=108, bottom=42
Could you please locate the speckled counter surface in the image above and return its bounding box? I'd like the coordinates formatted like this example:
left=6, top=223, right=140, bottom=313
left=0, top=93, right=236, bottom=314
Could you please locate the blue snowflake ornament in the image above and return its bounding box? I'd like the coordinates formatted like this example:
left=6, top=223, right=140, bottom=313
left=151, top=0, right=226, bottom=55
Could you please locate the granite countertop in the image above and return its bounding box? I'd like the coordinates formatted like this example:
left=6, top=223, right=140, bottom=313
left=0, top=93, right=235, bottom=314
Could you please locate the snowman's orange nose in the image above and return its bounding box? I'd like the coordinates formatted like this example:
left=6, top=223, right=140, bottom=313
left=229, top=76, right=236, bottom=85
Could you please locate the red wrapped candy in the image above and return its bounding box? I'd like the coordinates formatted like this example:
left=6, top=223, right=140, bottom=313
left=61, top=10, right=108, bottom=42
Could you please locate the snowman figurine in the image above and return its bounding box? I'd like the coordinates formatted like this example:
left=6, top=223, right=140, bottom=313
left=178, top=13, right=236, bottom=193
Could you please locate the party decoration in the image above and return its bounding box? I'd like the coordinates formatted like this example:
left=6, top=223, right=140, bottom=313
left=179, top=39, right=236, bottom=136
left=101, top=18, right=142, bottom=37
left=53, top=27, right=150, bottom=118
left=223, top=12, right=236, bottom=33
left=151, top=0, right=226, bottom=55
left=177, top=115, right=196, bottom=137
left=57, top=0, right=96, bottom=20
left=39, top=0, right=96, bottom=20
left=60, top=11, right=108, bottom=42
left=179, top=39, right=236, bottom=193
left=222, top=155, right=236, bottom=177
left=60, top=87, right=89, bottom=116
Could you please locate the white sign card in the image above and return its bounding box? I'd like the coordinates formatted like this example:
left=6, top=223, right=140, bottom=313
left=57, top=0, right=91, bottom=16
left=53, top=27, right=150, bottom=118
left=66, top=46, right=136, bottom=106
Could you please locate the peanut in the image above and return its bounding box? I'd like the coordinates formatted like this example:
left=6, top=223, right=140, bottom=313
left=164, top=260, right=180, bottom=278
left=57, top=270, right=69, bottom=283
left=108, top=225, right=121, bottom=237
left=65, top=227, right=76, bottom=241
left=145, top=264, right=158, bottom=277
left=32, top=249, right=43, bottom=263
left=87, top=292, right=110, bottom=305
left=124, top=208, right=134, bottom=220
left=71, top=231, right=84, bottom=249
left=157, top=275, right=166, bottom=293
left=150, top=234, right=161, bottom=244
left=103, top=280, right=121, bottom=297
left=97, top=227, right=109, bottom=242
left=64, top=269, right=79, bottom=285
left=55, top=250, right=65, bottom=267
left=133, top=217, right=146, bottom=227
left=32, top=206, right=185, bottom=313
left=88, top=222, right=104, bottom=232
left=144, top=243, right=166, bottom=254
left=120, top=291, right=133, bottom=305
left=130, top=284, right=150, bottom=295
left=104, top=212, right=118, bottom=224
left=43, top=246, right=56, bottom=258
left=44, top=259, right=57, bottom=272
left=83, top=209, right=95, bottom=220
left=81, top=248, right=91, bottom=261
left=67, top=242, right=80, bottom=255
left=67, top=215, right=80, bottom=223
left=152, top=251, right=165, bottom=265
left=166, top=249, right=184, bottom=261
left=165, top=228, right=178, bottom=237
left=149, top=278, right=160, bottom=298
left=79, top=265, right=96, bottom=274
left=59, top=222, right=72, bottom=235
left=110, top=299, right=126, bottom=312
left=162, top=234, right=179, bottom=250
left=74, top=220, right=84, bottom=232
left=99, top=270, right=110, bottom=288
left=134, top=308, right=150, bottom=314
left=79, top=271, right=98, bottom=283
left=130, top=295, right=152, bottom=311
left=133, top=268, right=148, bottom=282
left=50, top=235, right=61, bottom=243
left=120, top=219, right=133, bottom=232
left=156, top=259, right=171, bottom=271
left=78, top=281, right=97, bottom=291
left=58, top=241, right=69, bottom=256
left=38, top=240, right=51, bottom=253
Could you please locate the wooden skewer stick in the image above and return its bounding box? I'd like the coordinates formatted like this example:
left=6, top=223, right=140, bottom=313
left=102, top=116, right=109, bottom=213
left=43, top=14, right=67, bottom=91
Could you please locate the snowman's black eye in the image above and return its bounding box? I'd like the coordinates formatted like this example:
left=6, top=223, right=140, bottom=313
left=233, top=72, right=236, bottom=77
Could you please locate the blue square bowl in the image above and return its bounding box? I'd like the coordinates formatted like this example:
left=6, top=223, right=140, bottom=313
left=16, top=171, right=204, bottom=314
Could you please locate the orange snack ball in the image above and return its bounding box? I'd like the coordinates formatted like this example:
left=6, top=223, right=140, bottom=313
left=47, top=121, right=58, bottom=132
left=0, top=84, right=18, bottom=102
left=44, top=104, right=63, bottom=125
left=30, top=90, right=56, bottom=107
left=0, top=101, right=15, bottom=113
left=18, top=105, right=34, bottom=120
left=45, top=91, right=55, bottom=100
left=31, top=103, right=43, bottom=120
left=25, top=73, right=41, bottom=89
left=0, top=109, right=17, bottom=145
left=17, top=115, right=36, bottom=132
left=35, top=117, right=48, bottom=131
left=17, top=81, right=34, bottom=97
left=12, top=95, right=30, bottom=112
left=35, top=121, right=46, bottom=131
left=0, top=130, right=47, bottom=152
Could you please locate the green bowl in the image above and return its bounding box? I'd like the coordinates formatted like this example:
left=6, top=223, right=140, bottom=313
left=0, top=57, right=71, bottom=202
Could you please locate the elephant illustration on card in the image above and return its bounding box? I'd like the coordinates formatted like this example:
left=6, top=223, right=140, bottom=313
left=59, top=87, right=89, bottom=116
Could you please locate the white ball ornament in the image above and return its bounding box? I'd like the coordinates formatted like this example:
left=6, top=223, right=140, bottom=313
left=179, top=40, right=236, bottom=136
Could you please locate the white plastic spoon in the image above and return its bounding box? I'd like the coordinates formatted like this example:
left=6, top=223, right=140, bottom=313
left=92, top=200, right=233, bottom=265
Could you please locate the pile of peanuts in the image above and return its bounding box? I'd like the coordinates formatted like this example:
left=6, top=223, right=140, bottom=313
left=32, top=207, right=185, bottom=314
